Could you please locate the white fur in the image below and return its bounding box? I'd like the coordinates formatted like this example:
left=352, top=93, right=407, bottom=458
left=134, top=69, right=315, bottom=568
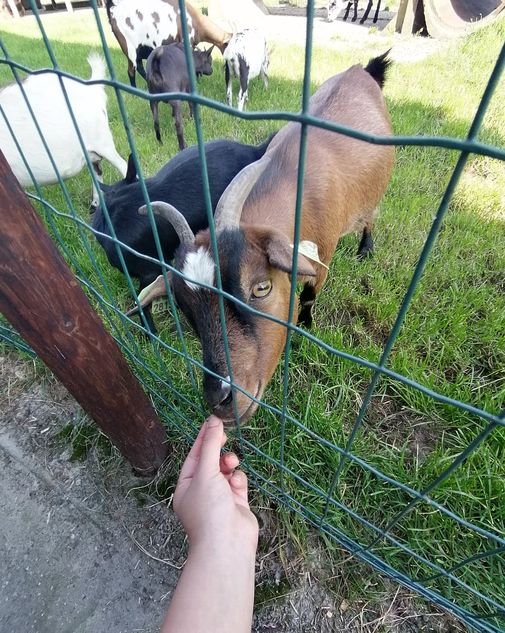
left=223, top=28, right=269, bottom=111
left=109, top=0, right=195, bottom=67
left=182, top=247, right=215, bottom=291
left=327, top=0, right=344, bottom=21
left=0, top=53, right=127, bottom=205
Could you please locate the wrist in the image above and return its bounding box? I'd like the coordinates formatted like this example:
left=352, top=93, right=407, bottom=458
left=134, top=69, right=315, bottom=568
left=188, top=530, right=258, bottom=562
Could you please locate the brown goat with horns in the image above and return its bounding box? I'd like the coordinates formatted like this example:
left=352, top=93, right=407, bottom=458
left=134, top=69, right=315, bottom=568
left=132, top=51, right=395, bottom=424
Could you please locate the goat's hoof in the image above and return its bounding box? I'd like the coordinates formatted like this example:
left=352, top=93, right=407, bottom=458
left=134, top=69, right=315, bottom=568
left=89, top=203, right=98, bottom=214
left=357, top=247, right=374, bottom=261
left=298, top=311, right=313, bottom=329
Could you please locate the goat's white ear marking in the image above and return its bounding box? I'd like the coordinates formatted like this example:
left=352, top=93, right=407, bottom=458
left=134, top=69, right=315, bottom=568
left=182, top=247, right=215, bottom=291
left=290, top=241, right=329, bottom=270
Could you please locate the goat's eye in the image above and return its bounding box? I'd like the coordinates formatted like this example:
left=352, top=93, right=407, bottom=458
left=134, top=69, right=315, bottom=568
left=251, top=280, right=272, bottom=298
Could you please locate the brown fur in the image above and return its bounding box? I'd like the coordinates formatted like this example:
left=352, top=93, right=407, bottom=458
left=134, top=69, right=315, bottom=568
left=159, top=60, right=394, bottom=424
left=205, top=63, right=394, bottom=422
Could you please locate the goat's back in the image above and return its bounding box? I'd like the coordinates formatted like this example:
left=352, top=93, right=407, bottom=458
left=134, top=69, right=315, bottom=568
left=244, top=63, right=394, bottom=260
left=94, top=138, right=272, bottom=279
left=0, top=71, right=109, bottom=186
left=146, top=45, right=188, bottom=94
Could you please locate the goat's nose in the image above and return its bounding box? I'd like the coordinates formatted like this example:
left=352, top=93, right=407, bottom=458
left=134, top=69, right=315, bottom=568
left=205, top=376, right=232, bottom=409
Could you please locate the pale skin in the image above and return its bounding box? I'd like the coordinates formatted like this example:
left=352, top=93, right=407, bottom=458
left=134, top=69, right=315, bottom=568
left=161, top=415, right=259, bottom=633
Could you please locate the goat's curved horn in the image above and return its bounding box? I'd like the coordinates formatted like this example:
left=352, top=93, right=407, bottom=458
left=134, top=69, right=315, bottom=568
left=139, top=202, right=195, bottom=245
left=214, top=156, right=270, bottom=232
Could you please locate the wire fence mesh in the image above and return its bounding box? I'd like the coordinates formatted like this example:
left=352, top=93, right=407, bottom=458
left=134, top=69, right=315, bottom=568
left=1, top=1, right=504, bottom=630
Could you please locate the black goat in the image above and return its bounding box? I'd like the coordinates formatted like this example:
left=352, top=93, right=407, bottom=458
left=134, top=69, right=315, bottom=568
left=92, top=136, right=273, bottom=333
left=147, top=43, right=213, bottom=150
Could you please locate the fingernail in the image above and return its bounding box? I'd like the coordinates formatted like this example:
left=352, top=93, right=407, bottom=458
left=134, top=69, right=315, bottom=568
left=207, top=415, right=221, bottom=428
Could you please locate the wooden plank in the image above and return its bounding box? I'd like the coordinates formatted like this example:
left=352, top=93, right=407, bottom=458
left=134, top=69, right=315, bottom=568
left=0, top=150, right=168, bottom=474
left=395, top=0, right=422, bottom=34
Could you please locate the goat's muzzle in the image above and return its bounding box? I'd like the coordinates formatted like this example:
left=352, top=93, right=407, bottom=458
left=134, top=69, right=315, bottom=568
left=208, top=380, right=262, bottom=426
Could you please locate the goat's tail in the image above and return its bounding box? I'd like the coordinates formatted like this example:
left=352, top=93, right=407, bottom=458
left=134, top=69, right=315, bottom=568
left=364, top=49, right=392, bottom=89
left=87, top=52, right=107, bottom=82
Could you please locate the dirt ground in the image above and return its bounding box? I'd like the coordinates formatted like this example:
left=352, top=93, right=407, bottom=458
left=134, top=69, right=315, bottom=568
left=0, top=353, right=466, bottom=633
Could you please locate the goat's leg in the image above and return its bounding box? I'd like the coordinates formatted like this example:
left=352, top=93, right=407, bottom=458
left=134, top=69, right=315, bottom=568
left=151, top=101, right=162, bottom=144
left=172, top=101, right=186, bottom=151
left=360, top=0, right=374, bottom=23
left=298, top=283, right=317, bottom=328
left=136, top=50, right=147, bottom=82
left=225, top=61, right=233, bottom=107
left=352, top=0, right=359, bottom=21
left=327, top=1, right=341, bottom=22
left=136, top=278, right=158, bottom=336
left=127, top=59, right=136, bottom=88
left=357, top=221, right=374, bottom=259
left=95, top=139, right=128, bottom=180
left=260, top=67, right=269, bottom=90
left=238, top=57, right=249, bottom=112
left=343, top=1, right=352, bottom=20
left=90, top=158, right=103, bottom=213
left=373, top=0, right=381, bottom=22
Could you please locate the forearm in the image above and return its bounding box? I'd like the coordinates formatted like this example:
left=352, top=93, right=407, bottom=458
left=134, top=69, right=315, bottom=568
left=161, top=539, right=256, bottom=633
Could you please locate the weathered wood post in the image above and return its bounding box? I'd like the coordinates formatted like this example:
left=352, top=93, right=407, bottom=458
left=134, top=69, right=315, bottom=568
left=0, top=151, right=168, bottom=473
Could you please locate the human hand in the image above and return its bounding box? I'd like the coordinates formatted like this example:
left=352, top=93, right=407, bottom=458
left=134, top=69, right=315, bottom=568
left=173, top=415, right=259, bottom=552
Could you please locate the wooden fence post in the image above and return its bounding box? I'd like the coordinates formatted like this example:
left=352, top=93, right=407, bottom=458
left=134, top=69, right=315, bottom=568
left=0, top=151, right=168, bottom=473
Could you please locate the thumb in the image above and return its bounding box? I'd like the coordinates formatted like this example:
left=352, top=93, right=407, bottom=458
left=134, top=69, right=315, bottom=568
left=197, top=415, right=225, bottom=477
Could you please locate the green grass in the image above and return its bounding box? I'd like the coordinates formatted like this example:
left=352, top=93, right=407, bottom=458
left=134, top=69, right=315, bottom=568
left=1, top=8, right=504, bottom=629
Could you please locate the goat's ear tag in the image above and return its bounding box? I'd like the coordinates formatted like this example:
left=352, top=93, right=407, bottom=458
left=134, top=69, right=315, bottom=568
left=291, top=241, right=329, bottom=270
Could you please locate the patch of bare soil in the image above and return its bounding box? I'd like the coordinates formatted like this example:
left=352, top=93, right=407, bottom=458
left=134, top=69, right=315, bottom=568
left=365, top=394, right=440, bottom=465
left=0, top=353, right=465, bottom=632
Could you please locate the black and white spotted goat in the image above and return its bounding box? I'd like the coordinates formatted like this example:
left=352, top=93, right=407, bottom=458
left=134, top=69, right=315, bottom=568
left=223, top=28, right=269, bottom=112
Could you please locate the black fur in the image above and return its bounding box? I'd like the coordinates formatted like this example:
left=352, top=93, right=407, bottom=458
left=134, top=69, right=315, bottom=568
left=172, top=229, right=256, bottom=406
left=238, top=56, right=249, bottom=95
left=92, top=137, right=272, bottom=331
left=364, top=49, right=392, bottom=89
left=218, top=230, right=256, bottom=332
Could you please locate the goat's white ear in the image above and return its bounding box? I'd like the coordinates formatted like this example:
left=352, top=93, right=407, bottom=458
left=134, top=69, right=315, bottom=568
left=265, top=233, right=316, bottom=278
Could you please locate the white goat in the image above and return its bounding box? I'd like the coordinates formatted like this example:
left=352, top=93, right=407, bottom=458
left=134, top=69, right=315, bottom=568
left=0, top=53, right=127, bottom=210
left=223, top=28, right=269, bottom=112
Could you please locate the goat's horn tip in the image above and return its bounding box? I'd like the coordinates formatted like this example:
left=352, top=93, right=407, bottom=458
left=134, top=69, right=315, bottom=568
left=125, top=306, right=139, bottom=317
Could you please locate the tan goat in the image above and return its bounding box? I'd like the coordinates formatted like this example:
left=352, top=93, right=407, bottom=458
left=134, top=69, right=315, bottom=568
left=132, top=51, right=395, bottom=424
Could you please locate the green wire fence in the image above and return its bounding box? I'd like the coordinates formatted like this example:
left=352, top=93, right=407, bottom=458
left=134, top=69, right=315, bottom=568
left=1, top=1, right=504, bottom=630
